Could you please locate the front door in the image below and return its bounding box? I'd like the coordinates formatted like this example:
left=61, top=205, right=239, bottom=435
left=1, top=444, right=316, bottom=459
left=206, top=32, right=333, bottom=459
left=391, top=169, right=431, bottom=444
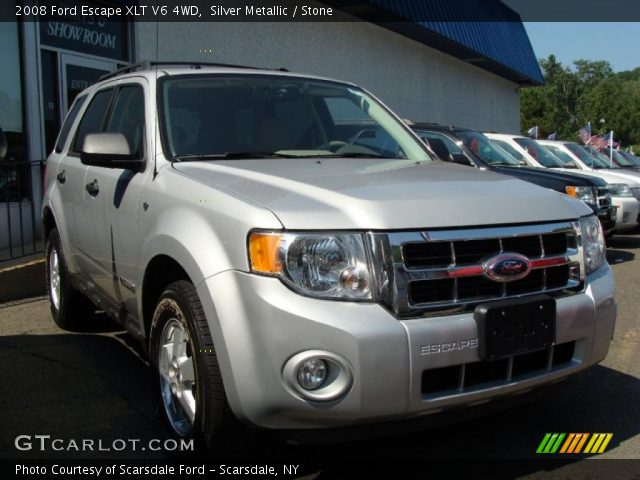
left=81, top=80, right=149, bottom=314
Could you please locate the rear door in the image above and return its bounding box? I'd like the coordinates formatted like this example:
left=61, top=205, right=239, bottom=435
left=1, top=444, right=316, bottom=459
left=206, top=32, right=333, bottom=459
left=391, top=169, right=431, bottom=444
left=51, top=93, right=94, bottom=269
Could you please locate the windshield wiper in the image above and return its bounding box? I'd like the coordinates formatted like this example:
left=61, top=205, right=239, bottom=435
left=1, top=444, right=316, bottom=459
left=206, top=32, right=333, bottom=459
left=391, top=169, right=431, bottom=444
left=315, top=152, right=386, bottom=159
left=174, top=151, right=302, bottom=161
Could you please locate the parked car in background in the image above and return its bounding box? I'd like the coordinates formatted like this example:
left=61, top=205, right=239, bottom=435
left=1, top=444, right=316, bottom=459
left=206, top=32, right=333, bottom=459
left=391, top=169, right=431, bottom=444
left=602, top=148, right=640, bottom=171
left=484, top=133, right=570, bottom=170
left=537, top=140, right=639, bottom=232
left=411, top=125, right=615, bottom=236
left=617, top=150, right=640, bottom=167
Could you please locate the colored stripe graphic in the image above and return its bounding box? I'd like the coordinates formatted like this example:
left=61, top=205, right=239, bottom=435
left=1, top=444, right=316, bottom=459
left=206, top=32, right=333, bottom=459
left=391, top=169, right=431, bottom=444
left=574, top=433, right=589, bottom=453
left=536, top=433, right=552, bottom=453
left=537, top=433, right=565, bottom=453
left=584, top=433, right=614, bottom=454
left=559, top=433, right=575, bottom=453
left=538, top=433, right=613, bottom=454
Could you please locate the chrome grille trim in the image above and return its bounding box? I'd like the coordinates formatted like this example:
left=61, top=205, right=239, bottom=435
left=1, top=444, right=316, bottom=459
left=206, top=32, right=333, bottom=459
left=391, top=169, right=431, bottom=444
left=597, top=187, right=612, bottom=209
left=371, top=221, right=585, bottom=318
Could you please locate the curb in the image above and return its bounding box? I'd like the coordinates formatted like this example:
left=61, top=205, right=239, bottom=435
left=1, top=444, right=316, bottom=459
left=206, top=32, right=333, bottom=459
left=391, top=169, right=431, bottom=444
left=0, top=256, right=46, bottom=303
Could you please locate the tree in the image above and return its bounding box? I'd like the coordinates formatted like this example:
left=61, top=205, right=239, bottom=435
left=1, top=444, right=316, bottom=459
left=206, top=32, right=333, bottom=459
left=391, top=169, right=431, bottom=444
left=520, top=56, right=640, bottom=145
left=520, top=55, right=580, bottom=139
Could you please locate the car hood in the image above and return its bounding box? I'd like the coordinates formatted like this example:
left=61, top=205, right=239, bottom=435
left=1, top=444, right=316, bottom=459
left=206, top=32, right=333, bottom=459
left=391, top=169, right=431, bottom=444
left=580, top=168, right=640, bottom=184
left=558, top=168, right=640, bottom=188
left=172, top=158, right=591, bottom=230
left=497, top=166, right=607, bottom=187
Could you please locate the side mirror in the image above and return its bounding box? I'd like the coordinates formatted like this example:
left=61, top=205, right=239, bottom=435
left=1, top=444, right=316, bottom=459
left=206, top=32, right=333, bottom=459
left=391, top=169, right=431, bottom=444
left=81, top=133, right=143, bottom=171
left=0, top=127, right=7, bottom=162
left=450, top=152, right=474, bottom=166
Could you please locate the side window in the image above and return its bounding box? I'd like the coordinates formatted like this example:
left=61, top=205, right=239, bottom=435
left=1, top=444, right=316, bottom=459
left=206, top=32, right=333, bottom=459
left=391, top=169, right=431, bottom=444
left=419, top=132, right=462, bottom=161
left=105, top=85, right=145, bottom=159
left=72, top=88, right=114, bottom=153
left=54, top=95, right=87, bottom=154
left=494, top=139, right=523, bottom=160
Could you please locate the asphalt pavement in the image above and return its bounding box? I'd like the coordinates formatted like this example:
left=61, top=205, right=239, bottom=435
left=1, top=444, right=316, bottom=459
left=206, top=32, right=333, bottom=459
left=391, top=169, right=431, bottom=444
left=1, top=232, right=639, bottom=477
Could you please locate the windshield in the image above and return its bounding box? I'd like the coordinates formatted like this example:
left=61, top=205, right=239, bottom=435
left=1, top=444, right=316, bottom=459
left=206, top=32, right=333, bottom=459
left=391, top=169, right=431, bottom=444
left=564, top=143, right=609, bottom=168
left=513, top=137, right=566, bottom=168
left=605, top=148, right=638, bottom=167
left=543, top=145, right=579, bottom=168
left=456, top=130, right=521, bottom=166
left=618, top=150, right=640, bottom=166
left=584, top=145, right=621, bottom=169
left=159, top=74, right=431, bottom=161
left=490, top=139, right=525, bottom=163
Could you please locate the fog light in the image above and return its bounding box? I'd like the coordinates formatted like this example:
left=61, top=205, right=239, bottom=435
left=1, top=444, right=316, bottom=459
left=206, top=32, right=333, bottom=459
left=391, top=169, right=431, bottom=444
left=297, top=358, right=327, bottom=390
left=339, top=267, right=370, bottom=297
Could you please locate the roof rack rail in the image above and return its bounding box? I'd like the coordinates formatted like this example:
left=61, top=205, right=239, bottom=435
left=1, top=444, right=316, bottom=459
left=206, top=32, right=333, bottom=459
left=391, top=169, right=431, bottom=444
left=99, top=61, right=152, bottom=81
left=98, top=60, right=288, bottom=81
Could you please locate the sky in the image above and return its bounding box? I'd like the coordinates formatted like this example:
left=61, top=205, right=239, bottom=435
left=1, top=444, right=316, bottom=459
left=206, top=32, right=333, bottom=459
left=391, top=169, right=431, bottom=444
left=524, top=22, right=640, bottom=73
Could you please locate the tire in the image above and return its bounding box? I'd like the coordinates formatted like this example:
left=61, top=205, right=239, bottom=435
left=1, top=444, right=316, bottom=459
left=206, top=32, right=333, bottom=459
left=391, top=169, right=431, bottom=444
left=45, top=228, right=95, bottom=330
left=149, top=280, right=232, bottom=452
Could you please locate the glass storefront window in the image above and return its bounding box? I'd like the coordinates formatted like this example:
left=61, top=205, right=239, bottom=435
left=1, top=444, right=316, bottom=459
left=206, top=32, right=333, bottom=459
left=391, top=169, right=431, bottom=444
left=0, top=20, right=24, bottom=162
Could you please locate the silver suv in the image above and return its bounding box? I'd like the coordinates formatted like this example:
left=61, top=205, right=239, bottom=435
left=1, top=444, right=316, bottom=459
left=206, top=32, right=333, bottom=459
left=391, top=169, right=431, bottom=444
left=42, top=62, right=616, bottom=447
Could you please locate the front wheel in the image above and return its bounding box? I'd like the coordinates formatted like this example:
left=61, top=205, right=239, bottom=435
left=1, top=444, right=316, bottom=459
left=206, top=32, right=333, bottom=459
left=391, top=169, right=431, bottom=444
left=149, top=280, right=231, bottom=449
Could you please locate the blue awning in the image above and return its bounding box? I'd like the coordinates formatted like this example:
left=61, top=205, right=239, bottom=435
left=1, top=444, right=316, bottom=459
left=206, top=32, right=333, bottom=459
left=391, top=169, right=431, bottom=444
left=326, top=0, right=544, bottom=86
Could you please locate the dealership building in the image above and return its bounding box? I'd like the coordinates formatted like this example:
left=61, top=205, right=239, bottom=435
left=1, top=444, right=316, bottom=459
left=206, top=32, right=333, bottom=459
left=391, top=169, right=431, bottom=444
left=0, top=0, right=542, bottom=259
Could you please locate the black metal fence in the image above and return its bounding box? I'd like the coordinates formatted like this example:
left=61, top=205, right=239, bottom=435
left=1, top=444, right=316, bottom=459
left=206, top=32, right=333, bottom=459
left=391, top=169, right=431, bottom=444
left=0, top=161, right=45, bottom=262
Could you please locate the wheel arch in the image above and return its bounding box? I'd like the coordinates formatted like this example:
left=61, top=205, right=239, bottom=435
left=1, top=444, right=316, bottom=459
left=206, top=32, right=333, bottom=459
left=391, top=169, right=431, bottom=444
left=141, top=254, right=193, bottom=345
left=42, top=206, right=57, bottom=240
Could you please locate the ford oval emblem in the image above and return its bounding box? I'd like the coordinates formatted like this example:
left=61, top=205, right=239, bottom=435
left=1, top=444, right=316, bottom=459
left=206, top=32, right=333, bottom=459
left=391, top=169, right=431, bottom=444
left=483, top=252, right=531, bottom=283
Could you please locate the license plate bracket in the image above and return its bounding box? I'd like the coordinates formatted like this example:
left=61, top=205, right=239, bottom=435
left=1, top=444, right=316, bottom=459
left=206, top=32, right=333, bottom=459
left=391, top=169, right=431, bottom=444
left=474, top=295, right=556, bottom=361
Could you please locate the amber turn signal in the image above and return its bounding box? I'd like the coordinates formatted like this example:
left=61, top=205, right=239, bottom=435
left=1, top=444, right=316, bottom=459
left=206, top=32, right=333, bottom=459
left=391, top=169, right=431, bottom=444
left=248, top=232, right=283, bottom=274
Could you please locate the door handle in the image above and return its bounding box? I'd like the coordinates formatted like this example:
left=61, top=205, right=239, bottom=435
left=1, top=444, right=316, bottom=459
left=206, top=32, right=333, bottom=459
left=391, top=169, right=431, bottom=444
left=85, top=179, right=99, bottom=197
left=56, top=170, right=66, bottom=184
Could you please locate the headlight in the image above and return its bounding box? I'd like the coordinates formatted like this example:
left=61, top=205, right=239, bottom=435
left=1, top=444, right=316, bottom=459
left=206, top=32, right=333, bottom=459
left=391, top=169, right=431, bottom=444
left=580, top=216, right=606, bottom=274
left=608, top=183, right=633, bottom=197
left=248, top=231, right=373, bottom=300
left=565, top=186, right=597, bottom=205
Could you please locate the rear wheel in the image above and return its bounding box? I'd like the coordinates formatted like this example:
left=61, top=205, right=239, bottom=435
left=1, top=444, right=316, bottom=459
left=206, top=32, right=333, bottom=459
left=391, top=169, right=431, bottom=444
left=149, top=280, right=232, bottom=450
left=46, top=228, right=94, bottom=330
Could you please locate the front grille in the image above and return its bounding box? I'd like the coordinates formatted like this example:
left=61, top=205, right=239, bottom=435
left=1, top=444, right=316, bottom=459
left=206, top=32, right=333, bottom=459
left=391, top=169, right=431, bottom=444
left=421, top=341, right=577, bottom=396
left=382, top=222, right=584, bottom=318
left=597, top=187, right=611, bottom=209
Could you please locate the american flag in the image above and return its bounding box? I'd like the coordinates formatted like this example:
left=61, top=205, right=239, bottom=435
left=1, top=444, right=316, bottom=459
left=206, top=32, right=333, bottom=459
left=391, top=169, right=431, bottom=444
left=590, top=132, right=618, bottom=151
left=604, top=131, right=618, bottom=148
left=578, top=123, right=592, bottom=144
left=590, top=135, right=608, bottom=151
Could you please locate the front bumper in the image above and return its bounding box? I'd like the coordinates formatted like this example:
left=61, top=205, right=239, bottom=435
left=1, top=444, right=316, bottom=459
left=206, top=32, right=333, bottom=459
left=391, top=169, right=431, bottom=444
left=611, top=197, right=639, bottom=231
left=197, top=265, right=616, bottom=430
left=597, top=205, right=616, bottom=233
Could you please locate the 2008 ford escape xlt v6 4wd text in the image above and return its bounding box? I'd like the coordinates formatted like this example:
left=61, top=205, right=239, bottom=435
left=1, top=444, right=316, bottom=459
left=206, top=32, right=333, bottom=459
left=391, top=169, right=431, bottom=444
left=42, top=62, right=616, bottom=447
